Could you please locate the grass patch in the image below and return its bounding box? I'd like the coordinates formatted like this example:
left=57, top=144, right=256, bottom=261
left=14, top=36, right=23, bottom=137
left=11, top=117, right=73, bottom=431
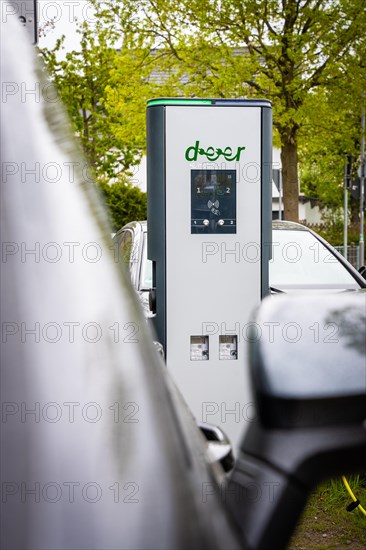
left=288, top=476, right=366, bottom=549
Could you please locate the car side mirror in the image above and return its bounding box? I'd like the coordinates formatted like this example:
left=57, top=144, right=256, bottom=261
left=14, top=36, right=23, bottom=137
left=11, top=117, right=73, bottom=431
left=226, top=293, right=366, bottom=550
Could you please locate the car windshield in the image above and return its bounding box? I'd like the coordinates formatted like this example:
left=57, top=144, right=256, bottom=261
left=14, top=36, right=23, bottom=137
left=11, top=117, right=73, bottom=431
left=140, top=232, right=153, bottom=290
left=270, top=229, right=360, bottom=290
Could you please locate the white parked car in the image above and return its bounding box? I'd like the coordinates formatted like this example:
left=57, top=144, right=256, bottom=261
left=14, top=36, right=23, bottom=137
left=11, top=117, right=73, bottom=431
left=113, top=220, right=366, bottom=316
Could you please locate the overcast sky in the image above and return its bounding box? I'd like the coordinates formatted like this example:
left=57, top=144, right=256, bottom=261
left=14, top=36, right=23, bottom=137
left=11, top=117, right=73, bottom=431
left=38, top=1, right=93, bottom=52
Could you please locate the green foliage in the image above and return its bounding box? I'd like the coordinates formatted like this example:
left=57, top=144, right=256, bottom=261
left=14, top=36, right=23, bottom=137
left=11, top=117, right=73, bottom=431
left=97, top=0, right=366, bottom=221
left=306, top=215, right=360, bottom=247
left=299, top=77, right=365, bottom=208
left=39, top=4, right=151, bottom=232
left=289, top=477, right=366, bottom=548
left=329, top=476, right=365, bottom=506
left=97, top=179, right=147, bottom=232
left=39, top=0, right=366, bottom=228
left=39, top=15, right=146, bottom=176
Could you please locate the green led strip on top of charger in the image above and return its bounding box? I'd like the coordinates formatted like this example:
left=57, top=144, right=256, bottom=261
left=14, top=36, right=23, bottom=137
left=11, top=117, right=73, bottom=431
left=147, top=98, right=213, bottom=106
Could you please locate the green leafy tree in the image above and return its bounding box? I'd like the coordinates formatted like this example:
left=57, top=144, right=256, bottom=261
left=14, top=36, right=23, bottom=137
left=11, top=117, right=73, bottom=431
left=98, top=178, right=147, bottom=231
left=97, top=0, right=366, bottom=221
left=299, top=36, right=366, bottom=240
left=39, top=18, right=144, bottom=177
left=39, top=12, right=151, bottom=230
left=300, top=90, right=358, bottom=207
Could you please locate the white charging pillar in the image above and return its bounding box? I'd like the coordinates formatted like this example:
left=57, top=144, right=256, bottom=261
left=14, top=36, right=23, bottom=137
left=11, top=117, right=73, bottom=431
left=147, top=98, right=272, bottom=446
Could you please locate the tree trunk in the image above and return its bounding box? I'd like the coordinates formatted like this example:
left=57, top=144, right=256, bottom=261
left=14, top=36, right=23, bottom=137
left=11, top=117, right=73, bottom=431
left=280, top=137, right=299, bottom=222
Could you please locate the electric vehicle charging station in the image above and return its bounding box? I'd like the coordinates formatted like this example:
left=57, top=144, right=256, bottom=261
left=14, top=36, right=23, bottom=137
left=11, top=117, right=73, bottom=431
left=147, top=98, right=272, bottom=447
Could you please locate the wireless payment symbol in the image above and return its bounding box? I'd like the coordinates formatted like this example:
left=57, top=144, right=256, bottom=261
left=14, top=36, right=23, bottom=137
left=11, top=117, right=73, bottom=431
left=208, top=200, right=220, bottom=215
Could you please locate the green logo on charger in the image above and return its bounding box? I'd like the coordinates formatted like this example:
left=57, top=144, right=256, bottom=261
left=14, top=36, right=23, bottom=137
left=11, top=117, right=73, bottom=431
left=185, top=140, right=246, bottom=162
